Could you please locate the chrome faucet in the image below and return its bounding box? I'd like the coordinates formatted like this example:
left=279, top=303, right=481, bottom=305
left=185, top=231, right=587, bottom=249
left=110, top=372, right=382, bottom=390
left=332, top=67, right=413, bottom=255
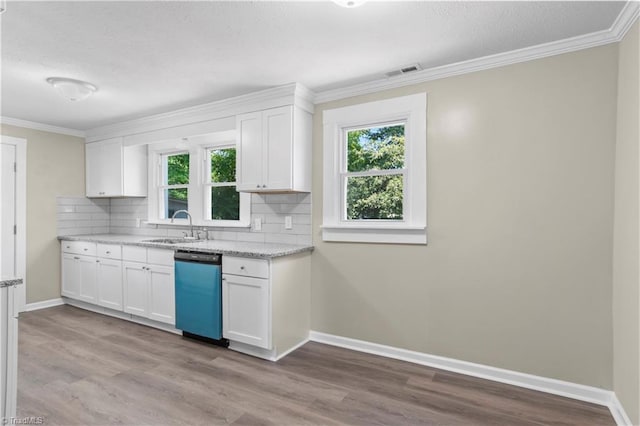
left=171, top=209, right=194, bottom=238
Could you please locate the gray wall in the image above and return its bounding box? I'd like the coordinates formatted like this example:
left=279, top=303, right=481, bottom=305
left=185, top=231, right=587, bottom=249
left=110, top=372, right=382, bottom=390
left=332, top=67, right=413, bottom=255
left=613, top=21, right=639, bottom=424
left=311, top=44, right=618, bottom=389
left=0, top=124, right=85, bottom=304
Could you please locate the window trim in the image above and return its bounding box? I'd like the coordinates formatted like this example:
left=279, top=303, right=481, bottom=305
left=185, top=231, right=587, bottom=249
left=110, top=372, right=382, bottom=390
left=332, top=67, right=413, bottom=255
left=322, top=93, right=427, bottom=244
left=147, top=132, right=250, bottom=228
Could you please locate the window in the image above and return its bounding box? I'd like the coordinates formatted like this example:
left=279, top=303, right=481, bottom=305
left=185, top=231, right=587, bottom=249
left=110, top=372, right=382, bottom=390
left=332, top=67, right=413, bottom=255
left=205, top=147, right=240, bottom=221
left=147, top=131, right=250, bottom=227
left=323, top=93, right=427, bottom=244
left=344, top=123, right=405, bottom=221
left=160, top=152, right=189, bottom=219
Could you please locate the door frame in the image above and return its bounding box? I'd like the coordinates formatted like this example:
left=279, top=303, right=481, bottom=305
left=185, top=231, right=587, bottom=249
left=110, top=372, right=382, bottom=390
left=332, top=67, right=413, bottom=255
left=0, top=136, right=27, bottom=312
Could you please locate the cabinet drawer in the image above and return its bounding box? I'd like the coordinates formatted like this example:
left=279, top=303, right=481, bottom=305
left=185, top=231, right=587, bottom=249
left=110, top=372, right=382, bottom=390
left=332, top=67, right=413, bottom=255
left=122, top=245, right=147, bottom=263
left=223, top=256, right=269, bottom=279
left=61, top=241, right=96, bottom=256
left=148, top=248, right=174, bottom=266
left=97, top=244, right=122, bottom=260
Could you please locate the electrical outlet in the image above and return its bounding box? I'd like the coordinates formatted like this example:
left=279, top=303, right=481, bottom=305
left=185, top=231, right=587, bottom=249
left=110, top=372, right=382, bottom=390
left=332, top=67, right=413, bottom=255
left=254, top=217, right=262, bottom=231
left=285, top=216, right=293, bottom=230
left=63, top=206, right=75, bottom=213
left=135, top=218, right=141, bottom=228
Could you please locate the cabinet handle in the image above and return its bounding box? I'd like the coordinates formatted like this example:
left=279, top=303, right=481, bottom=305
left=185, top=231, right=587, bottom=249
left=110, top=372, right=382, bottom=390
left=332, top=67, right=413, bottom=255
left=83, top=248, right=88, bottom=251
left=96, top=260, right=100, bottom=263
left=66, top=246, right=70, bottom=249
left=262, top=185, right=266, bottom=188
left=106, top=251, right=111, bottom=254
left=256, top=184, right=260, bottom=188
left=74, top=256, right=80, bottom=260
left=222, top=277, right=226, bottom=281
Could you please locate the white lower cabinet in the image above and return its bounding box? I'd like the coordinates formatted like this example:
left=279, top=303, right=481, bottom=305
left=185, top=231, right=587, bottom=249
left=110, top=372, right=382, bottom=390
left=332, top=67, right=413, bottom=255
left=222, top=253, right=311, bottom=361
left=222, top=274, right=270, bottom=349
left=122, top=247, right=175, bottom=325
left=123, top=261, right=148, bottom=317
left=96, top=258, right=123, bottom=311
left=148, top=265, right=175, bottom=324
left=61, top=253, right=97, bottom=303
left=78, top=255, right=98, bottom=304
left=61, top=241, right=175, bottom=327
left=61, top=253, right=80, bottom=298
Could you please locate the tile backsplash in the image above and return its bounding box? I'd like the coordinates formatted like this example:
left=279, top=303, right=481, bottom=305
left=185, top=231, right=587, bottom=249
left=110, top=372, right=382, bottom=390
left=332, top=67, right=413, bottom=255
left=57, top=197, right=110, bottom=236
left=57, top=193, right=312, bottom=245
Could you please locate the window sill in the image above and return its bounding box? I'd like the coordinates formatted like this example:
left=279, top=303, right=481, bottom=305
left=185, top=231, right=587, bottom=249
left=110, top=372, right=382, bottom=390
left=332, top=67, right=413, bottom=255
left=144, top=220, right=251, bottom=229
left=321, top=224, right=427, bottom=245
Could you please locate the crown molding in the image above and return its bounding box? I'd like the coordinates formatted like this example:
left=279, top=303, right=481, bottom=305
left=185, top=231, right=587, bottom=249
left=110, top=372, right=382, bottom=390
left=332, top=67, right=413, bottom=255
left=0, top=116, right=85, bottom=138
left=85, top=82, right=314, bottom=143
left=611, top=0, right=640, bottom=41
left=313, top=2, right=640, bottom=105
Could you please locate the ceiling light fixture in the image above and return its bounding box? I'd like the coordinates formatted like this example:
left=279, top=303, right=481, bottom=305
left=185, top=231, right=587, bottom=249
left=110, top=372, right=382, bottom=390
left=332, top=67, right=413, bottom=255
left=332, top=0, right=366, bottom=8
left=46, top=77, right=98, bottom=101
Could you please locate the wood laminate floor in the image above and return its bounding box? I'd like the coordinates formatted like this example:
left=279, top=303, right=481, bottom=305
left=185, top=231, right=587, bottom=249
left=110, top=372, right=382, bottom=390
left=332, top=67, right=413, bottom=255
left=17, top=305, right=614, bottom=426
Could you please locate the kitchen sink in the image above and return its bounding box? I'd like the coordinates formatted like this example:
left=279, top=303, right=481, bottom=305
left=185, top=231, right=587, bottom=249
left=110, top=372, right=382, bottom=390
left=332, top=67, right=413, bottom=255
left=142, top=238, right=197, bottom=245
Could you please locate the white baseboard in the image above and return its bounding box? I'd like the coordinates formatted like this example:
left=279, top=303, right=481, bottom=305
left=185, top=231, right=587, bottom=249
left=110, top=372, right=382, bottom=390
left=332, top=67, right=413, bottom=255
left=275, top=338, right=310, bottom=361
left=22, top=298, right=65, bottom=312
left=228, top=340, right=278, bottom=361
left=63, top=297, right=181, bottom=335
left=309, top=331, right=629, bottom=425
left=609, top=394, right=633, bottom=426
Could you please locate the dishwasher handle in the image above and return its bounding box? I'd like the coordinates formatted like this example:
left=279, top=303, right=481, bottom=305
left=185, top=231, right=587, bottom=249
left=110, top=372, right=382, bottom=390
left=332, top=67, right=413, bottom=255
left=174, top=250, right=221, bottom=264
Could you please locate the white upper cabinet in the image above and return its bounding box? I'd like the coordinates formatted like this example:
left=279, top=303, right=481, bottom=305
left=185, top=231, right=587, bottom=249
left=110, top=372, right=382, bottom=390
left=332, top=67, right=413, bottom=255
left=236, top=105, right=311, bottom=193
left=86, top=137, right=147, bottom=198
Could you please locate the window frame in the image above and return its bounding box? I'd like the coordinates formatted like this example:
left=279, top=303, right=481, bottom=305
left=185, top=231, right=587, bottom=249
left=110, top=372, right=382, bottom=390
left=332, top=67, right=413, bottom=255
left=341, top=121, right=408, bottom=222
left=201, top=143, right=250, bottom=227
left=322, top=93, right=427, bottom=244
left=158, top=151, right=190, bottom=222
left=147, top=132, right=250, bottom=228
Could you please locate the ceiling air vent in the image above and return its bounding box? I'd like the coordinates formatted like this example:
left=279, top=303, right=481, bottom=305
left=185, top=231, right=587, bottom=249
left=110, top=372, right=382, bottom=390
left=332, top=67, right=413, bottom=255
left=385, top=64, right=422, bottom=78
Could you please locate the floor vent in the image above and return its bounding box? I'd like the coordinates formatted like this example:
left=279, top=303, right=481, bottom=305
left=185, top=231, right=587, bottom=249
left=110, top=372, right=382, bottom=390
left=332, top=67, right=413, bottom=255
left=385, top=63, right=422, bottom=78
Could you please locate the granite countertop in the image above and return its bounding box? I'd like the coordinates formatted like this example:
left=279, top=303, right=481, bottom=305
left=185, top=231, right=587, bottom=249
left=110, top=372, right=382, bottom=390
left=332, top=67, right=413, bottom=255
left=58, top=234, right=313, bottom=259
left=0, top=278, right=23, bottom=288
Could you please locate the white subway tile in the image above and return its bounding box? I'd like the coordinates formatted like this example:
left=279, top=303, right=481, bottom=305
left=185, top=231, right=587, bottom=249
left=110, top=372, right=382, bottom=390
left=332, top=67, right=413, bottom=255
left=251, top=203, right=277, bottom=214
left=265, top=194, right=298, bottom=204
left=236, top=232, right=266, bottom=243
left=264, top=233, right=297, bottom=244
left=213, top=230, right=238, bottom=241
left=298, top=193, right=312, bottom=204
left=296, top=235, right=313, bottom=246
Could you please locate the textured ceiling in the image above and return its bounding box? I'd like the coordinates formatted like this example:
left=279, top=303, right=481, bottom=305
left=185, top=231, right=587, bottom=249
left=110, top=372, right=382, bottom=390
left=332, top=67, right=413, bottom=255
left=0, top=1, right=627, bottom=131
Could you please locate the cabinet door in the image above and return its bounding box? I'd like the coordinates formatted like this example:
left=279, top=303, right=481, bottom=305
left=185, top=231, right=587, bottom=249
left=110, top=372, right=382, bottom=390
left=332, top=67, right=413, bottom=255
left=263, top=106, right=293, bottom=190
left=236, top=111, right=264, bottom=191
left=86, top=138, right=123, bottom=197
left=97, top=258, right=123, bottom=311
left=123, top=262, right=148, bottom=317
left=148, top=265, right=175, bottom=325
left=78, top=255, right=98, bottom=303
left=222, top=274, right=270, bottom=349
left=61, top=253, right=80, bottom=298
